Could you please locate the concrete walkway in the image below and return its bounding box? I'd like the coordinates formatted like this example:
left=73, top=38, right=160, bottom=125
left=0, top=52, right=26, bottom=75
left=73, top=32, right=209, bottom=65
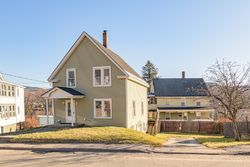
left=224, top=145, right=250, bottom=155
left=153, top=138, right=227, bottom=155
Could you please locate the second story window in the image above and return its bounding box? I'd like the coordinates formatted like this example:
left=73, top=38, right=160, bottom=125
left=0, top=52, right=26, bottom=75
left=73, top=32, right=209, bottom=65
left=149, top=97, right=157, bottom=104
left=93, top=66, right=111, bottom=87
left=181, top=102, right=185, bottom=106
left=11, top=86, right=15, bottom=96
left=196, top=102, right=201, bottom=106
left=7, top=86, right=11, bottom=96
left=66, top=68, right=76, bottom=87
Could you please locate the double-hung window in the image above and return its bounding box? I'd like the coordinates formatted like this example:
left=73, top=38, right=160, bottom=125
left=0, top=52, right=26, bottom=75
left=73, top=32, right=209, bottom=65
left=2, top=84, right=6, bottom=96
left=141, top=102, right=144, bottom=115
left=66, top=68, right=76, bottom=87
left=196, top=102, right=201, bottom=106
left=11, top=86, right=15, bottom=96
left=94, top=98, right=112, bottom=119
left=93, top=66, right=111, bottom=87
left=133, top=101, right=136, bottom=116
left=7, top=85, right=11, bottom=96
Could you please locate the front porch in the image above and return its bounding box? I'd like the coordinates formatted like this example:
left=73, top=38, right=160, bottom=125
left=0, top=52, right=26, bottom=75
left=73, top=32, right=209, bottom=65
left=149, top=106, right=215, bottom=121
left=42, top=87, right=85, bottom=127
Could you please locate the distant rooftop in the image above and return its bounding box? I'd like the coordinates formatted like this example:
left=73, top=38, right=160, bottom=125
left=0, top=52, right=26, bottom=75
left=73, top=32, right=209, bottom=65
left=152, top=77, right=208, bottom=97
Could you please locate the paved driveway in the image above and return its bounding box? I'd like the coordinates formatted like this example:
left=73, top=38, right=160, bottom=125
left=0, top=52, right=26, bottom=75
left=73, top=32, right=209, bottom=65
left=153, top=137, right=227, bottom=155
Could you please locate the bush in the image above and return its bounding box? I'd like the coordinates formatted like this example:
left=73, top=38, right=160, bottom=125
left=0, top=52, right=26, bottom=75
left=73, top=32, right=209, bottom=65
left=23, top=116, right=39, bottom=129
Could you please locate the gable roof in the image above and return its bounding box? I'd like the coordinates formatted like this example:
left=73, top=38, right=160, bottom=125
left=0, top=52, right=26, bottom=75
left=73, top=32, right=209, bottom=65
left=87, top=35, right=142, bottom=78
left=48, top=32, right=142, bottom=81
left=57, top=86, right=85, bottom=96
left=152, top=78, right=208, bottom=97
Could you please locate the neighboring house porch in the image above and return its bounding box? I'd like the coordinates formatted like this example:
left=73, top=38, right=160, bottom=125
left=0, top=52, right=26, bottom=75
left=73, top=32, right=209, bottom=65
left=157, top=106, right=214, bottom=121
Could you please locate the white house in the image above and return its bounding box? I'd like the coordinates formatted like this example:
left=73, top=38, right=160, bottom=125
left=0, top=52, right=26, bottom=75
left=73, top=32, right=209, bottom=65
left=0, top=73, right=25, bottom=134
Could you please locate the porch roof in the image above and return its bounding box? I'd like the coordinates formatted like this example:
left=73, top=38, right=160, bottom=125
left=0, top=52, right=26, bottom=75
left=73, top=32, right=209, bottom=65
left=158, top=106, right=209, bottom=110
left=42, top=86, right=85, bottom=99
left=157, top=106, right=214, bottom=113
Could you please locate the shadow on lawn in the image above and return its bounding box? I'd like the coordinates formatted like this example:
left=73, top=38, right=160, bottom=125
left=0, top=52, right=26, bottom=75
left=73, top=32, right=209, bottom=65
left=0, top=126, right=68, bottom=136
left=0, top=145, right=151, bottom=154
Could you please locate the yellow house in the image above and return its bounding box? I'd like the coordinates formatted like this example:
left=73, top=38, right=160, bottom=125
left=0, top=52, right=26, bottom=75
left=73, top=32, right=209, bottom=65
left=42, top=31, right=149, bottom=132
left=148, top=72, right=214, bottom=121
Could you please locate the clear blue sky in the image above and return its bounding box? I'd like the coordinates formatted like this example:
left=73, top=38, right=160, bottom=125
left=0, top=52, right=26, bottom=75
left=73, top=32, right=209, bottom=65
left=1, top=0, right=250, bottom=88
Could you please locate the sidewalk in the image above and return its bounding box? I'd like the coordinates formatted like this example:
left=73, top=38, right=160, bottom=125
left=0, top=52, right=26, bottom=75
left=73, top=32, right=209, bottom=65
left=223, top=145, right=250, bottom=155
left=0, top=143, right=153, bottom=154
left=0, top=136, right=249, bottom=155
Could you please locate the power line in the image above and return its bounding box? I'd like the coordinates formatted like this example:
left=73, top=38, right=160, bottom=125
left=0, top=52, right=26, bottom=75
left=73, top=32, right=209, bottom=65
left=0, top=72, right=49, bottom=84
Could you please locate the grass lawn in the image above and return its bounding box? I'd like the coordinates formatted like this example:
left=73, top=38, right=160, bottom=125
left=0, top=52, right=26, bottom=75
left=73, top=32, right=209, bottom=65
left=156, top=133, right=250, bottom=148
left=12, top=127, right=164, bottom=147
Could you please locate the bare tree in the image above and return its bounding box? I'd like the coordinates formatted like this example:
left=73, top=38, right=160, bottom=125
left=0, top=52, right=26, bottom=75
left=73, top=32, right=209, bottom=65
left=205, top=60, right=250, bottom=141
left=24, top=88, right=47, bottom=117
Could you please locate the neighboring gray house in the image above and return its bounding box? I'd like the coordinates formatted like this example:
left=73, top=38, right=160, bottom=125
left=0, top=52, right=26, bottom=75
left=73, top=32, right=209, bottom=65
left=148, top=72, right=214, bottom=121
left=42, top=31, right=149, bottom=132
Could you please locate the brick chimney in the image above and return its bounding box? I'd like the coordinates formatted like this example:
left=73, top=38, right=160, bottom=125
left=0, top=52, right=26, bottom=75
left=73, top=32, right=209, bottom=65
left=103, top=30, right=108, bottom=48
left=182, top=71, right=185, bottom=79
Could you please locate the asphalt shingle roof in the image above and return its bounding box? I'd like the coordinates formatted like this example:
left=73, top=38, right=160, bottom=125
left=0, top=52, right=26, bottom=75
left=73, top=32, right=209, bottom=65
left=153, top=78, right=208, bottom=97
left=88, top=34, right=142, bottom=79
left=57, top=87, right=85, bottom=96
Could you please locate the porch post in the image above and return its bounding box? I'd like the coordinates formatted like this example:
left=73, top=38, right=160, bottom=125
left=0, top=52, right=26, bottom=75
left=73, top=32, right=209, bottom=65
left=70, top=97, right=74, bottom=127
left=45, top=98, right=49, bottom=125
left=52, top=98, right=55, bottom=124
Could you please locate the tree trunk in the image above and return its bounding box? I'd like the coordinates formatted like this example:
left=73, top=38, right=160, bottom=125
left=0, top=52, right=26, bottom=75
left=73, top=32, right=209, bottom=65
left=232, top=121, right=241, bottom=141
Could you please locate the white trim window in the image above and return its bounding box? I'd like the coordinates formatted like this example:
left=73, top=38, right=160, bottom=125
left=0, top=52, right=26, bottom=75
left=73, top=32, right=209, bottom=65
left=66, top=68, right=76, bottom=87
left=94, top=98, right=112, bottom=119
left=133, top=101, right=136, bottom=116
left=141, top=102, right=144, bottom=115
left=93, top=66, right=111, bottom=87
left=196, top=101, right=201, bottom=106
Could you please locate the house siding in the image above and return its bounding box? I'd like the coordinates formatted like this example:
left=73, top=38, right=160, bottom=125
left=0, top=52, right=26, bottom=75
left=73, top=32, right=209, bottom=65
left=0, top=81, right=25, bottom=134
left=52, top=37, right=126, bottom=127
left=149, top=96, right=214, bottom=121
left=126, top=79, right=148, bottom=132
left=1, top=123, right=17, bottom=134
left=156, top=97, right=210, bottom=107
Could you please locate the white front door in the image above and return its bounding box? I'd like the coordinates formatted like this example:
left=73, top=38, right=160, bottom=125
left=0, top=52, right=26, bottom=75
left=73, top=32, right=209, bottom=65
left=65, top=100, right=75, bottom=123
